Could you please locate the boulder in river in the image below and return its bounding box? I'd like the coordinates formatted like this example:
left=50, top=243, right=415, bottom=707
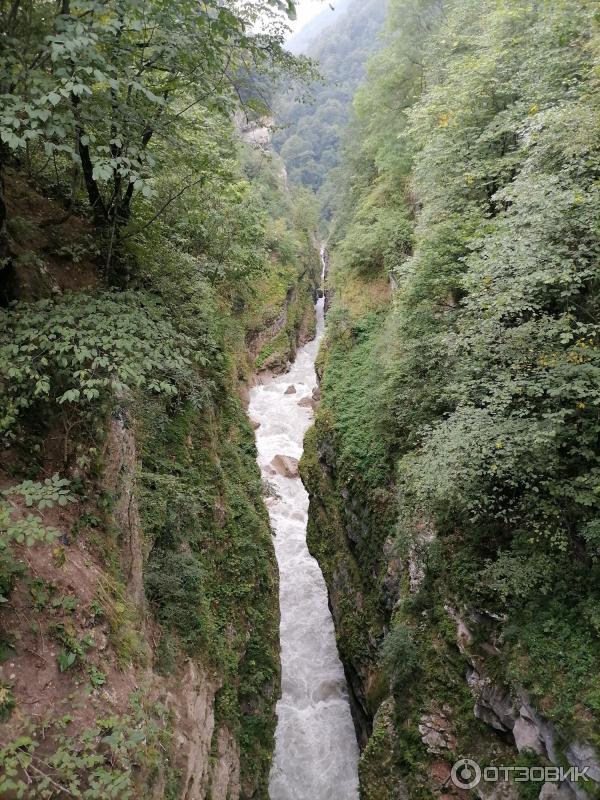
left=284, top=385, right=297, bottom=395
left=270, top=455, right=300, bottom=478
left=297, top=396, right=315, bottom=409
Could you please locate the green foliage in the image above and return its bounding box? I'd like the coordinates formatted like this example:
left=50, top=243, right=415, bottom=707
left=51, top=622, right=95, bottom=673
left=0, top=704, right=177, bottom=799
left=504, top=601, right=600, bottom=729
left=4, top=474, right=74, bottom=510
left=388, top=3, right=600, bottom=682
left=320, top=0, right=600, bottom=784
left=321, top=312, right=395, bottom=488
left=145, top=551, right=216, bottom=655
left=0, top=503, right=58, bottom=551
left=128, top=126, right=320, bottom=379
left=274, top=0, right=387, bottom=198
left=0, top=0, right=302, bottom=248
left=381, top=625, right=419, bottom=690
left=87, top=665, right=107, bottom=688
left=0, top=681, right=15, bottom=722
left=336, top=187, right=413, bottom=276
left=28, top=579, right=54, bottom=612
left=0, top=476, right=69, bottom=602
left=0, top=291, right=196, bottom=442
left=93, top=576, right=145, bottom=669
left=134, top=117, right=269, bottom=284
left=57, top=648, right=77, bottom=672
left=0, top=4, right=317, bottom=800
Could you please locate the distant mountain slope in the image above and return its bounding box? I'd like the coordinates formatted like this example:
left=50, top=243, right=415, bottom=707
left=274, top=0, right=387, bottom=195
left=286, top=0, right=352, bottom=55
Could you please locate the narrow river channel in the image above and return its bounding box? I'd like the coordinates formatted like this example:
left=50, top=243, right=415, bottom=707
left=248, top=253, right=360, bottom=800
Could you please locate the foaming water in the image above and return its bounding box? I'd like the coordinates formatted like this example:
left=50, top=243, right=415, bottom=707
left=249, top=257, right=360, bottom=800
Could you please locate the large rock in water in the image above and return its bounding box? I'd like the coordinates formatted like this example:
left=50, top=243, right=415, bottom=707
left=270, top=455, right=299, bottom=478
left=297, top=396, right=315, bottom=409
left=284, top=385, right=297, bottom=395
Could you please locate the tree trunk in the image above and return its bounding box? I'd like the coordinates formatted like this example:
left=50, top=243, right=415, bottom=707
left=77, top=128, right=107, bottom=224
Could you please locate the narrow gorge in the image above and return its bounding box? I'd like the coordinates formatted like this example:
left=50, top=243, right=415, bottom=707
left=278, top=2, right=600, bottom=799
left=1, top=1, right=600, bottom=799
left=250, top=254, right=360, bottom=800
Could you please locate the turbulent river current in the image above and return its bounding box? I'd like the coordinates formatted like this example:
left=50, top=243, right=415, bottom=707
left=248, top=254, right=360, bottom=800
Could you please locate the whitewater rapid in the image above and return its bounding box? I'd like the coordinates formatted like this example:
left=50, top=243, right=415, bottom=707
left=249, top=257, right=360, bottom=800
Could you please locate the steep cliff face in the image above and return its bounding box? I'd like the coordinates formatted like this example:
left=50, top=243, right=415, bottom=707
left=0, top=398, right=274, bottom=799
left=303, top=1, right=600, bottom=797
left=303, top=263, right=600, bottom=800
left=0, top=163, right=319, bottom=798
left=305, top=356, right=599, bottom=800
left=302, top=416, right=388, bottom=748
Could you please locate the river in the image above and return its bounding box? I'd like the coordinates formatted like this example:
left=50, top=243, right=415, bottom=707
left=248, top=253, right=360, bottom=800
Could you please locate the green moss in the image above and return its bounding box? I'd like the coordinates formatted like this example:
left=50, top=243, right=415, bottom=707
left=320, top=311, right=395, bottom=489
left=504, top=602, right=600, bottom=740
left=359, top=700, right=405, bottom=800
left=0, top=681, right=15, bottom=722
left=243, top=264, right=298, bottom=335
left=136, top=389, right=280, bottom=793
left=254, top=274, right=317, bottom=372
left=301, top=420, right=386, bottom=706
left=256, top=329, right=290, bottom=370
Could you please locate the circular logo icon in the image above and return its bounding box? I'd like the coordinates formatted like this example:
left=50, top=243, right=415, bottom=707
left=451, top=758, right=482, bottom=790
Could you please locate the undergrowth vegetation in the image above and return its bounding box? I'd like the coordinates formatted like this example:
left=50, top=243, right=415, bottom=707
left=0, top=0, right=319, bottom=795
left=0, top=699, right=179, bottom=799
left=0, top=292, right=195, bottom=442
left=311, top=0, right=600, bottom=794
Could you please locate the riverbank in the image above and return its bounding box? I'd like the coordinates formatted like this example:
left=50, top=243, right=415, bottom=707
left=249, top=253, right=360, bottom=800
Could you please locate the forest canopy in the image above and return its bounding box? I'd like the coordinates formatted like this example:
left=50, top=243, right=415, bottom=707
left=0, top=0, right=305, bottom=279
left=323, top=0, right=600, bottom=747
left=273, top=0, right=387, bottom=205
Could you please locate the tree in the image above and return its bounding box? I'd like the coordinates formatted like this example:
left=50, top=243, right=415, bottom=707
left=326, top=0, right=600, bottom=741
left=0, top=0, right=300, bottom=276
left=273, top=0, right=387, bottom=194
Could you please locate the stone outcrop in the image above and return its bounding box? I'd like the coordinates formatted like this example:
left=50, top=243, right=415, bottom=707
left=209, top=727, right=241, bottom=800
left=418, top=707, right=458, bottom=755
left=297, top=396, right=315, bottom=409
left=171, top=663, right=228, bottom=800
left=407, top=523, right=435, bottom=593
left=467, top=669, right=518, bottom=733
left=453, top=612, right=600, bottom=800
left=270, top=454, right=300, bottom=478
left=103, top=405, right=146, bottom=609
